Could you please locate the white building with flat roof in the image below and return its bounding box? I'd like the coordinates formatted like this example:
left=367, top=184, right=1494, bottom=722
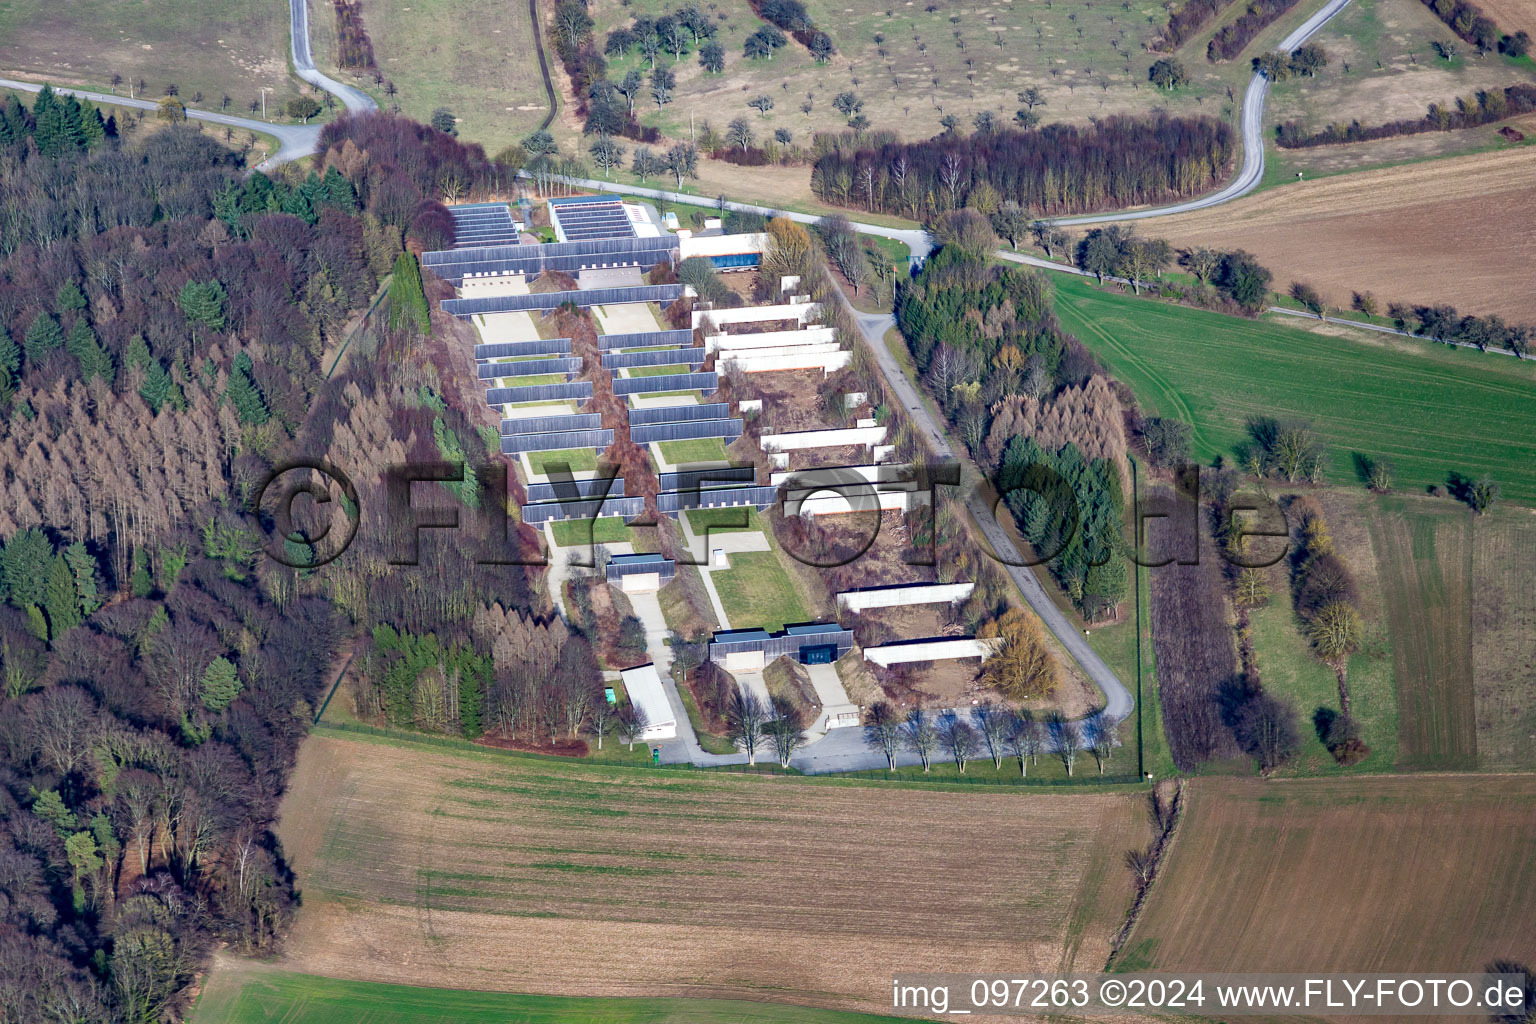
left=619, top=663, right=678, bottom=740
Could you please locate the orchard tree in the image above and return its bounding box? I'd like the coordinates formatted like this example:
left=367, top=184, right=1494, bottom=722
left=664, top=143, right=698, bottom=186
left=748, top=94, right=774, bottom=117
left=1149, top=58, right=1189, bottom=89
left=699, top=40, right=726, bottom=72
left=588, top=134, right=626, bottom=177
left=726, top=117, right=755, bottom=151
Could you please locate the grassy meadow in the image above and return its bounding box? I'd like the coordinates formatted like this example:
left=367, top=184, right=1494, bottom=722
left=193, top=959, right=913, bottom=1024
left=0, top=0, right=309, bottom=115
left=1052, top=274, right=1536, bottom=504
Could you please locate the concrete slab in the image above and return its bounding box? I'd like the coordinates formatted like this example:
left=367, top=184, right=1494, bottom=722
left=593, top=302, right=663, bottom=336
left=475, top=311, right=542, bottom=344
left=630, top=393, right=700, bottom=409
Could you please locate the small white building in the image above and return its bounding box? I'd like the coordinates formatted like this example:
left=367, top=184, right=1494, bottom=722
left=619, top=663, right=678, bottom=740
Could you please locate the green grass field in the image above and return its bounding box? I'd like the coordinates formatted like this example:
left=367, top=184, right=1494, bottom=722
left=627, top=363, right=693, bottom=377
left=1052, top=275, right=1536, bottom=504
left=549, top=515, right=630, bottom=546
left=495, top=373, right=566, bottom=387
left=527, top=447, right=600, bottom=475
left=658, top=437, right=730, bottom=465
left=685, top=507, right=763, bottom=536
left=712, top=550, right=810, bottom=631
left=193, top=962, right=911, bottom=1024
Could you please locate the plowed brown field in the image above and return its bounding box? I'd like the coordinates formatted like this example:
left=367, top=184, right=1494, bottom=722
left=1476, top=0, right=1536, bottom=35
left=1137, top=148, right=1536, bottom=319
left=276, top=731, right=1146, bottom=1012
left=1125, top=776, right=1536, bottom=979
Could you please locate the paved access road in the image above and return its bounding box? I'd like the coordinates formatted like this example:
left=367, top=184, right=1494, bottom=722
left=2, top=0, right=375, bottom=172
left=288, top=0, right=378, bottom=114
left=1052, top=0, right=1354, bottom=226
left=0, top=77, right=321, bottom=171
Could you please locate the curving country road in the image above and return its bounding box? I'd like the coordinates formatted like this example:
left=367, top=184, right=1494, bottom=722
left=1052, top=0, right=1354, bottom=226
left=1, top=0, right=375, bottom=172
left=288, top=0, right=378, bottom=114
left=0, top=77, right=320, bottom=171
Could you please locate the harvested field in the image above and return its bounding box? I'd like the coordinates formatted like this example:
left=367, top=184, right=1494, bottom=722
left=1125, top=775, right=1536, bottom=976
left=1144, top=488, right=1242, bottom=772
left=1366, top=497, right=1477, bottom=770
left=1131, top=147, right=1536, bottom=319
left=1474, top=0, right=1536, bottom=35
left=276, top=730, right=1147, bottom=1011
left=1469, top=507, right=1536, bottom=770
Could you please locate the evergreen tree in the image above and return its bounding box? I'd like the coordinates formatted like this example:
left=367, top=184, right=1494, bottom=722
left=0, top=93, right=26, bottom=146
left=0, top=327, right=18, bottom=406
left=139, top=360, right=174, bottom=413
left=226, top=352, right=270, bottom=425
left=130, top=550, right=154, bottom=598
left=125, top=333, right=152, bottom=371
left=322, top=166, right=359, bottom=210
left=66, top=318, right=113, bottom=382
left=177, top=280, right=228, bottom=336
left=23, top=313, right=64, bottom=363
left=55, top=280, right=87, bottom=314
left=62, top=543, right=101, bottom=615
left=41, top=556, right=82, bottom=639
left=77, top=99, right=107, bottom=147
left=199, top=657, right=243, bottom=711
left=0, top=527, right=53, bottom=610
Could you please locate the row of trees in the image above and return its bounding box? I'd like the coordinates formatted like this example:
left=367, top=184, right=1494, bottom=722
left=1275, top=83, right=1536, bottom=148
left=812, top=116, right=1234, bottom=219
left=1416, top=0, right=1524, bottom=55
left=745, top=0, right=836, bottom=62
left=1155, top=0, right=1233, bottom=50
left=333, top=0, right=378, bottom=69
left=1208, top=0, right=1301, bottom=61
left=862, top=701, right=1121, bottom=776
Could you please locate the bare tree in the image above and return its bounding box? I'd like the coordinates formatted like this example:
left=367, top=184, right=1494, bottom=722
left=616, top=701, right=649, bottom=750
left=1005, top=709, right=1040, bottom=776
left=864, top=700, right=902, bottom=768
left=1046, top=710, right=1080, bottom=775
left=974, top=700, right=1009, bottom=769
left=904, top=704, right=937, bottom=772
left=938, top=710, right=979, bottom=772
left=1084, top=706, right=1117, bottom=774
left=727, top=686, right=769, bottom=764
left=587, top=695, right=616, bottom=749
left=767, top=696, right=807, bottom=767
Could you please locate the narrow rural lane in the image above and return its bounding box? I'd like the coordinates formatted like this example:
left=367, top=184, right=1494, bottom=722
left=1052, top=0, right=1354, bottom=226
left=0, top=77, right=318, bottom=171
left=289, top=0, right=378, bottom=113
left=3, top=0, right=375, bottom=172
left=836, top=300, right=1135, bottom=723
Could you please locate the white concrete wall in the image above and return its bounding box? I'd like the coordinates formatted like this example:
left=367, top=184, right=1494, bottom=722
left=693, top=303, right=822, bottom=330
left=678, top=232, right=768, bottom=260
left=864, top=637, right=1002, bottom=667
left=837, top=582, right=975, bottom=613
left=789, top=490, right=916, bottom=516
left=706, top=327, right=838, bottom=353
left=461, top=273, right=529, bottom=297
left=719, top=349, right=850, bottom=376
left=718, top=342, right=840, bottom=362
left=758, top=425, right=888, bottom=452
left=770, top=464, right=904, bottom=487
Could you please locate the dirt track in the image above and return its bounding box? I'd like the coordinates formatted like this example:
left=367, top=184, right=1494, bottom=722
left=1129, top=147, right=1536, bottom=319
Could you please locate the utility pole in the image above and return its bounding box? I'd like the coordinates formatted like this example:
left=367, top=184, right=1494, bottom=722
left=261, top=87, right=269, bottom=121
